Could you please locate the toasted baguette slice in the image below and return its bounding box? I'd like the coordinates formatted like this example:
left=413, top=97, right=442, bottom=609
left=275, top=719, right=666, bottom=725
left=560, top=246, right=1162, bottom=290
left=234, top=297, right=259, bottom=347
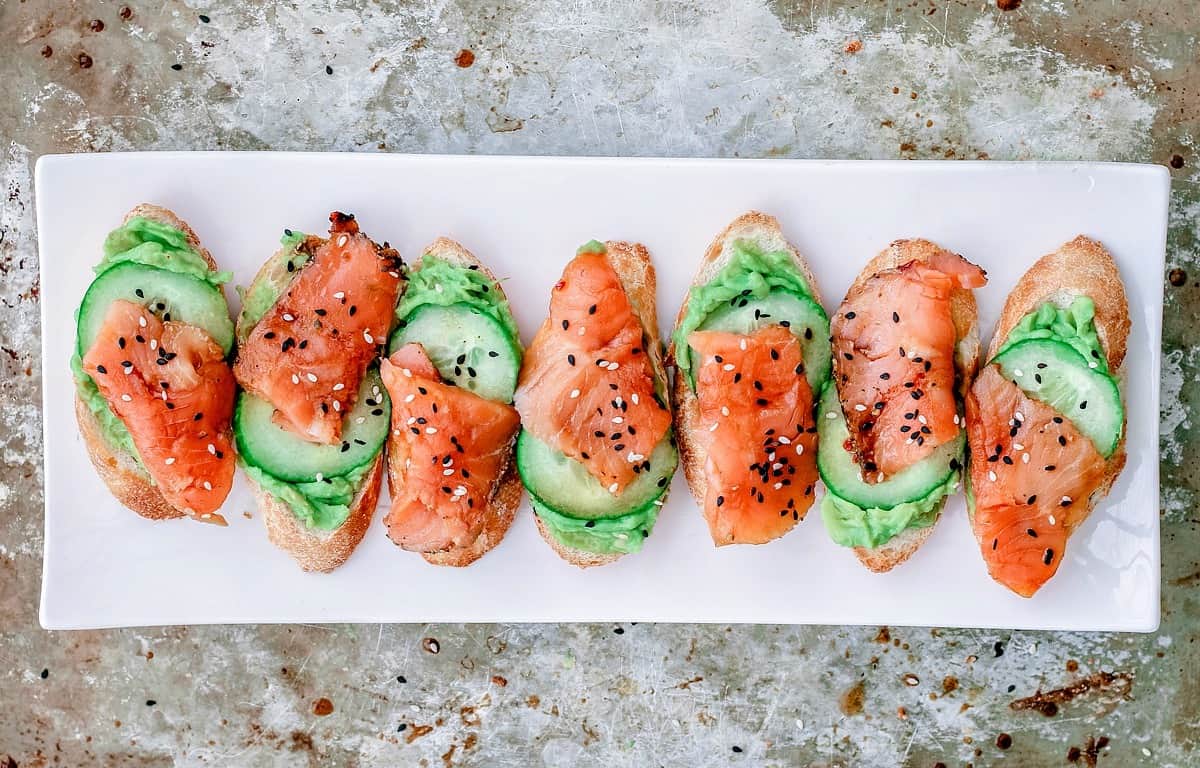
left=975, top=235, right=1129, bottom=541
left=843, top=238, right=982, bottom=573
left=254, top=453, right=384, bottom=573
left=235, top=220, right=397, bottom=571
left=531, top=240, right=672, bottom=568
left=74, top=203, right=229, bottom=523
left=386, top=238, right=522, bottom=567
left=668, top=211, right=824, bottom=543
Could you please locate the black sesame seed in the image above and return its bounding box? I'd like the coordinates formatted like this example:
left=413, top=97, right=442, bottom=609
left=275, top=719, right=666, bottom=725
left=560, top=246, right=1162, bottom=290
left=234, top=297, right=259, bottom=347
left=372, top=408, right=383, bottom=416
left=1079, top=400, right=1088, bottom=410
left=845, top=311, right=856, bottom=319
left=843, top=352, right=854, bottom=361
left=118, top=337, right=126, bottom=349
left=567, top=354, right=576, bottom=366
left=562, top=320, right=569, bottom=330
left=892, top=311, right=900, bottom=323
left=1044, top=465, right=1056, bottom=471
left=804, top=328, right=813, bottom=340
left=756, top=398, right=768, bottom=406
left=96, top=365, right=107, bottom=374
left=135, top=288, right=145, bottom=298
left=716, top=495, right=725, bottom=506
left=264, top=331, right=277, bottom=339
left=1058, top=435, right=1067, bottom=446
left=326, top=64, right=333, bottom=75
left=588, top=304, right=597, bottom=315
left=585, top=520, right=595, bottom=528
left=1043, top=548, right=1054, bottom=565
left=770, top=349, right=779, bottom=361
left=1053, top=416, right=1063, bottom=424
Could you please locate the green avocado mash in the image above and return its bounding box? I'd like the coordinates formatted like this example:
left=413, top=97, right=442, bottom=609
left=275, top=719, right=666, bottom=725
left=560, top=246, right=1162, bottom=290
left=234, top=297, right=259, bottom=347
left=99, top=216, right=231, bottom=287
left=73, top=217, right=232, bottom=468
left=395, top=255, right=520, bottom=343
left=672, top=240, right=818, bottom=382
left=238, top=230, right=310, bottom=334
left=242, top=460, right=373, bottom=531
left=577, top=239, right=606, bottom=255
left=532, top=495, right=660, bottom=555
left=996, top=297, right=1108, bottom=374
left=820, top=472, right=958, bottom=549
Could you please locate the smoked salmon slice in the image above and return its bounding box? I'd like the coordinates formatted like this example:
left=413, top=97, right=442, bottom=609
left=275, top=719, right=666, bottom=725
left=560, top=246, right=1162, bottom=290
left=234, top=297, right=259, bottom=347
left=82, top=299, right=235, bottom=521
left=381, top=344, right=521, bottom=553
left=966, top=365, right=1106, bottom=597
left=515, top=251, right=671, bottom=494
left=234, top=212, right=403, bottom=445
left=688, top=325, right=819, bottom=545
left=831, top=249, right=986, bottom=479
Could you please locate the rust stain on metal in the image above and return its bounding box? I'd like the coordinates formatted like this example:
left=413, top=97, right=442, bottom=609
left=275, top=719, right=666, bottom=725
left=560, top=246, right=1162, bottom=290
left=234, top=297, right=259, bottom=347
left=1010, top=671, right=1133, bottom=717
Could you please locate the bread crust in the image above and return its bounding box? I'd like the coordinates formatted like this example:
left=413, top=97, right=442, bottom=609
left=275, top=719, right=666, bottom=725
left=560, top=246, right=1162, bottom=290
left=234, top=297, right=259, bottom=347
left=385, top=238, right=522, bottom=567
left=75, top=204, right=230, bottom=523
left=844, top=239, right=982, bottom=572
left=530, top=240, right=672, bottom=568
left=971, top=235, right=1129, bottom=559
left=253, top=453, right=384, bottom=573
left=667, top=211, right=823, bottom=545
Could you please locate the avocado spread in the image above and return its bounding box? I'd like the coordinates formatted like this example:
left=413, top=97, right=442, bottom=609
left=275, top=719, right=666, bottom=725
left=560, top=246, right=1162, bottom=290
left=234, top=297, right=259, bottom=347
left=243, top=460, right=372, bottom=531
left=672, top=240, right=818, bottom=382
left=532, top=495, right=660, bottom=555
left=996, top=297, right=1109, bottom=374
left=238, top=230, right=309, bottom=333
left=821, top=471, right=957, bottom=549
left=395, top=255, right=520, bottom=344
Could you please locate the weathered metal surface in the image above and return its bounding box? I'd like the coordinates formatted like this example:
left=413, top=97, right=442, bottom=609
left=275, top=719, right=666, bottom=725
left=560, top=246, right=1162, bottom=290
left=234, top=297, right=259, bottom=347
left=0, top=1, right=1195, bottom=765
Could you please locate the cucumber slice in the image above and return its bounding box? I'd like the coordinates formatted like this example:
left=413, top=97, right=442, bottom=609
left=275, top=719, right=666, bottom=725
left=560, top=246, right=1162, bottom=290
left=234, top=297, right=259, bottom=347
left=816, top=383, right=962, bottom=509
left=389, top=304, right=521, bottom=403
left=77, top=262, right=235, bottom=356
left=689, top=289, right=831, bottom=393
left=234, top=368, right=390, bottom=482
left=516, top=429, right=677, bottom=520
left=990, top=338, right=1123, bottom=457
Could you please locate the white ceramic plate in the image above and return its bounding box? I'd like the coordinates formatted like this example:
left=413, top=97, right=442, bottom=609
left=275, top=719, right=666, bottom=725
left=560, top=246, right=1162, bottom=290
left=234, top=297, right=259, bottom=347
left=37, top=153, right=1167, bottom=631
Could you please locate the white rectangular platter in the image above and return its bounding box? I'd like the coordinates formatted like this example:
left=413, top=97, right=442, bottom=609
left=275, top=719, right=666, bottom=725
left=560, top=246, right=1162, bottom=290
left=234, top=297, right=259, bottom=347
left=37, top=153, right=1167, bottom=631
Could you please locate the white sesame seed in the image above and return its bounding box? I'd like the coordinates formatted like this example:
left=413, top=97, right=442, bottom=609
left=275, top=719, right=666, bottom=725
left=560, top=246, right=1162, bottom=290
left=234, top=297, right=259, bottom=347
left=1061, top=495, right=1072, bottom=504
left=778, top=436, right=791, bottom=444
left=721, top=406, right=730, bottom=416
left=389, top=271, right=400, bottom=278
left=1014, top=412, right=1024, bottom=423
left=631, top=394, right=639, bottom=405
left=569, top=389, right=580, bottom=399
left=443, top=469, right=455, bottom=476
left=332, top=400, right=341, bottom=412
left=407, top=417, right=416, bottom=425
left=404, top=394, right=415, bottom=403
left=315, top=473, right=324, bottom=482
left=364, top=331, right=375, bottom=344
left=709, top=422, right=719, bottom=432
left=1013, top=442, right=1024, bottom=450
left=768, top=452, right=776, bottom=462
left=333, top=291, right=345, bottom=299
left=1022, top=453, right=1030, bottom=464
left=357, top=417, right=366, bottom=424
left=203, top=481, right=212, bottom=491
left=165, top=457, right=176, bottom=465
left=722, top=363, right=735, bottom=371
left=292, top=374, right=300, bottom=384
left=426, top=427, right=438, bottom=434
left=1088, top=361, right=1098, bottom=369
left=988, top=471, right=997, bottom=482
left=653, top=498, right=664, bottom=506
left=953, top=414, right=960, bottom=425
left=150, top=339, right=158, bottom=350
left=772, top=462, right=782, bottom=470
left=826, top=411, right=838, bottom=419
left=373, top=386, right=381, bottom=396
left=333, top=383, right=345, bottom=391
left=1048, top=515, right=1056, bottom=525
left=577, top=327, right=586, bottom=336
left=608, top=482, right=619, bottom=494
left=627, top=452, right=644, bottom=463
left=877, top=472, right=885, bottom=483
left=138, top=316, right=147, bottom=327
left=207, top=443, right=216, bottom=455
left=393, top=428, right=401, bottom=436
left=739, top=339, right=747, bottom=351
left=615, top=397, right=624, bottom=408
left=1014, top=368, right=1024, bottom=377
left=612, top=416, right=624, bottom=424
left=918, top=414, right=927, bottom=425
left=337, top=234, right=348, bottom=247
left=854, top=404, right=867, bottom=412
left=434, top=283, right=443, bottom=293
left=306, top=373, right=318, bottom=383
left=774, top=482, right=783, bottom=490
left=795, top=444, right=804, bottom=456
left=283, top=313, right=295, bottom=321
left=121, top=394, right=132, bottom=401
left=606, top=362, right=619, bottom=371
left=401, top=368, right=411, bottom=377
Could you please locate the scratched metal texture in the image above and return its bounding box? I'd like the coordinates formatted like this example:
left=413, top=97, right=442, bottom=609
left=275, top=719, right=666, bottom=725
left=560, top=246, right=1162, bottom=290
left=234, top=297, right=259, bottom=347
left=0, top=1, right=1196, bottom=766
